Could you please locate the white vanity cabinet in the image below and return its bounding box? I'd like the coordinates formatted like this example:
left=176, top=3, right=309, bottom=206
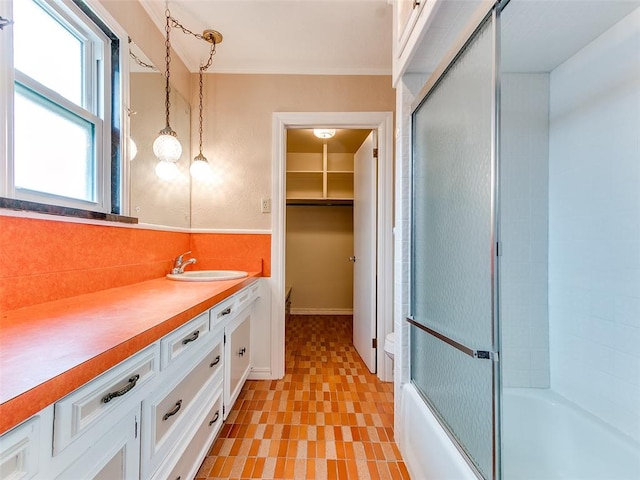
left=0, top=279, right=260, bottom=480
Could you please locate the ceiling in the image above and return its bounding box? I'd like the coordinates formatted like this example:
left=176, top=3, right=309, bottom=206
left=287, top=129, right=371, bottom=153
left=501, top=1, right=640, bottom=72
left=139, top=0, right=393, bottom=75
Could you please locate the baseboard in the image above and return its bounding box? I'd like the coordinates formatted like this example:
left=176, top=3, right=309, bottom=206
left=248, top=368, right=274, bottom=380
left=290, top=308, right=353, bottom=315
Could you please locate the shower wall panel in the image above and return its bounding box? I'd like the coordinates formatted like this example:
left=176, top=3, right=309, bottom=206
left=499, top=73, right=550, bottom=388
left=548, top=8, right=640, bottom=443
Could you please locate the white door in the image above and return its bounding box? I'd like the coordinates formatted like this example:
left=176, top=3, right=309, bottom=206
left=353, top=131, right=377, bottom=373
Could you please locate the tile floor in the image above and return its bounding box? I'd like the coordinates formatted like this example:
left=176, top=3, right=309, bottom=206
left=195, top=315, right=410, bottom=480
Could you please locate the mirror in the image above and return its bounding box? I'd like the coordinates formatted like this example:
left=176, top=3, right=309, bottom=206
left=128, top=42, right=191, bottom=228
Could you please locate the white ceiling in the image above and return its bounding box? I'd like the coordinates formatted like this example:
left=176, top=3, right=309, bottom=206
left=405, top=0, right=640, bottom=76
left=501, top=1, right=640, bottom=73
left=139, top=0, right=393, bottom=75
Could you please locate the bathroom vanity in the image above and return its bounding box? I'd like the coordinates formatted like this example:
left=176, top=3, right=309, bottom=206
left=0, top=276, right=262, bottom=480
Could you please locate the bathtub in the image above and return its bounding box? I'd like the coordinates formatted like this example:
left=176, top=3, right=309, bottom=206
left=399, top=383, right=477, bottom=480
left=502, top=388, right=640, bottom=480
left=400, top=384, right=640, bottom=480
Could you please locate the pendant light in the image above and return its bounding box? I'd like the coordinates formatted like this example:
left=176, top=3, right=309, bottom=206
left=153, top=9, right=222, bottom=180
left=153, top=8, right=182, bottom=164
left=191, top=29, right=221, bottom=179
left=190, top=68, right=211, bottom=179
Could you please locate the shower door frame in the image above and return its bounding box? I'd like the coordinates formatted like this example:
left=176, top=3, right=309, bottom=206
left=407, top=1, right=503, bottom=478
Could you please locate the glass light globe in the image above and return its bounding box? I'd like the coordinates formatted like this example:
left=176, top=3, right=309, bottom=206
left=153, top=130, right=182, bottom=162
left=190, top=154, right=212, bottom=179
left=129, top=137, right=138, bottom=161
left=155, top=160, right=179, bottom=180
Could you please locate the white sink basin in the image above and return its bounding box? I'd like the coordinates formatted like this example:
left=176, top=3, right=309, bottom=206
left=166, top=270, right=248, bottom=282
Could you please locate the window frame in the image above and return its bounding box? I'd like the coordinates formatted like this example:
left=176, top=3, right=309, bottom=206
left=0, top=0, right=131, bottom=220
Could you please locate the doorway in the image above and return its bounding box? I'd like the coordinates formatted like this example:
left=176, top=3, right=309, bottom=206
left=284, top=128, right=377, bottom=372
left=271, top=112, right=394, bottom=382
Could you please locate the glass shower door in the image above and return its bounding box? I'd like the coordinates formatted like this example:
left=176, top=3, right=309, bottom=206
left=410, top=11, right=499, bottom=480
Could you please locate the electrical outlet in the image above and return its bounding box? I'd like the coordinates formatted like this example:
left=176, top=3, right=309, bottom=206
left=261, top=198, right=271, bottom=213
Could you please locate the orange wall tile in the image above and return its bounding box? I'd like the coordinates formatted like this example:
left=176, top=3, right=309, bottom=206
left=190, top=233, right=271, bottom=277
left=0, top=216, right=271, bottom=312
left=0, top=216, right=190, bottom=311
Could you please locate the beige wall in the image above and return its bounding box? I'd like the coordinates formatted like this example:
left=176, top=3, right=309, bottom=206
left=286, top=206, right=354, bottom=313
left=191, top=74, right=395, bottom=229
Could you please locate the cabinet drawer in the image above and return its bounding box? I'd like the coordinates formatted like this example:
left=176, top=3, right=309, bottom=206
left=156, top=388, right=224, bottom=480
left=160, top=311, right=210, bottom=369
left=55, top=406, right=140, bottom=480
left=143, top=341, right=223, bottom=475
left=235, top=280, right=259, bottom=312
left=210, top=294, right=236, bottom=327
left=0, top=416, right=39, bottom=480
left=53, top=344, right=158, bottom=455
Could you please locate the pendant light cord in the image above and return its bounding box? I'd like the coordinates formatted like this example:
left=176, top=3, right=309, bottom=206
left=198, top=68, right=204, bottom=156
left=163, top=8, right=172, bottom=130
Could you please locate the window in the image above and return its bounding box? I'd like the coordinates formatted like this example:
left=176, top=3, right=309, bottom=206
left=1, top=0, right=121, bottom=214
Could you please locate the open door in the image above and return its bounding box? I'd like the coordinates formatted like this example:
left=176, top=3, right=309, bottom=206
left=352, top=131, right=377, bottom=373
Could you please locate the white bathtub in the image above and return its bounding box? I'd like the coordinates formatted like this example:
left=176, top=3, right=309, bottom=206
left=399, top=383, right=477, bottom=480
left=400, top=385, right=640, bottom=480
left=502, top=388, right=640, bottom=480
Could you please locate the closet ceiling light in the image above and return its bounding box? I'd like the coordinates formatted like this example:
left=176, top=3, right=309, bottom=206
left=313, top=129, right=335, bottom=139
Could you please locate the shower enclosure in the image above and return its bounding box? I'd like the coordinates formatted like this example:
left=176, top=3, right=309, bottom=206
left=408, top=1, right=640, bottom=479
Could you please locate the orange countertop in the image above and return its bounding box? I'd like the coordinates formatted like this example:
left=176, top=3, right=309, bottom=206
left=0, top=273, right=260, bottom=435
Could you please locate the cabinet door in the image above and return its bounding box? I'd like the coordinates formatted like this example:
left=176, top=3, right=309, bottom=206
left=396, top=0, right=424, bottom=56
left=224, top=305, right=252, bottom=418
left=55, top=407, right=140, bottom=480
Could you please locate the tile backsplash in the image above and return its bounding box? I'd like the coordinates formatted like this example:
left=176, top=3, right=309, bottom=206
left=0, top=214, right=270, bottom=312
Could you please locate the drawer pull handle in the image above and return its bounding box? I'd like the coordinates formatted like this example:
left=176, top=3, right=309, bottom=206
left=210, top=355, right=221, bottom=368
left=238, top=347, right=246, bottom=357
left=182, top=330, right=200, bottom=345
left=102, top=374, right=140, bottom=404
left=163, top=400, right=183, bottom=421
left=209, top=411, right=220, bottom=426
left=220, top=307, right=232, bottom=316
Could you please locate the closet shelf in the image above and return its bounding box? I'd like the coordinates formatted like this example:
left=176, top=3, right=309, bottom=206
left=286, top=146, right=354, bottom=202
left=286, top=198, right=353, bottom=206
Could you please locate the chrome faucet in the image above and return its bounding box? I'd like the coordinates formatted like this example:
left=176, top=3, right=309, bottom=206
left=172, top=251, right=197, bottom=274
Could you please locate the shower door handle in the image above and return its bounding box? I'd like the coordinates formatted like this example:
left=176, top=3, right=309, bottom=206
left=406, top=316, right=497, bottom=361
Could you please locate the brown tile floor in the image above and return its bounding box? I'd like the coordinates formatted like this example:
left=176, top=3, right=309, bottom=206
left=195, top=315, right=410, bottom=480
